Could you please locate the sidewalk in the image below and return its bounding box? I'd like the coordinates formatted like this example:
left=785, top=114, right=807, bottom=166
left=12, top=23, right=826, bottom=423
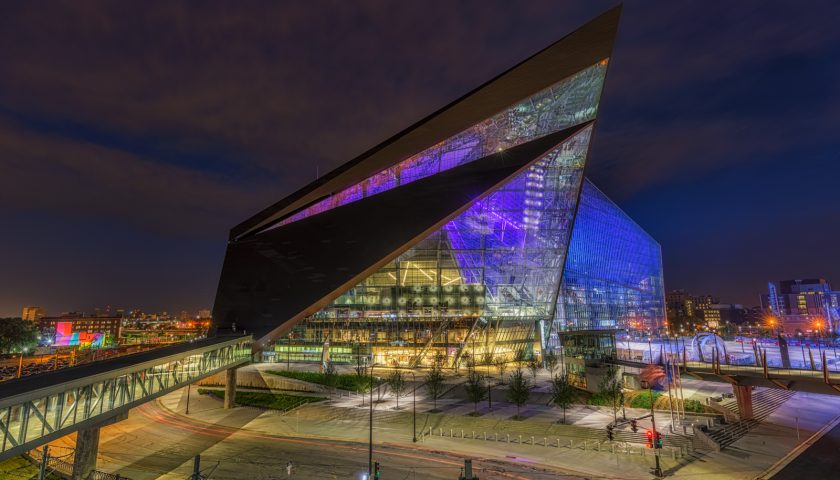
left=160, top=387, right=682, bottom=479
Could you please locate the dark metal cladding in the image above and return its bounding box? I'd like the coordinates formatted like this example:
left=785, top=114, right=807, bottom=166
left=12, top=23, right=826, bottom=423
left=212, top=124, right=591, bottom=348
left=229, top=6, right=621, bottom=241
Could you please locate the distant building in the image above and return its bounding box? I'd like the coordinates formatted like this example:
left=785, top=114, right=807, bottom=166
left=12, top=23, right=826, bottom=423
left=21, top=306, right=46, bottom=322
left=198, top=309, right=212, bottom=321
left=39, top=313, right=123, bottom=340
left=665, top=290, right=721, bottom=333
left=760, top=279, right=840, bottom=335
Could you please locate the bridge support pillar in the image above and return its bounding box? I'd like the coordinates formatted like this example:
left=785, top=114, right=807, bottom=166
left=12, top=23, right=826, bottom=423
left=224, top=367, right=238, bottom=409
left=71, top=426, right=100, bottom=480
left=733, top=385, right=753, bottom=420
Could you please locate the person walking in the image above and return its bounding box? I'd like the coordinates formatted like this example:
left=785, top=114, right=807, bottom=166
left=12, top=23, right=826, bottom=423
left=286, top=460, right=294, bottom=477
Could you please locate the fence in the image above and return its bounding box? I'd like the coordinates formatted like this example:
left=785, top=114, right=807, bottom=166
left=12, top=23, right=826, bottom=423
left=27, top=448, right=130, bottom=480
left=418, top=426, right=690, bottom=460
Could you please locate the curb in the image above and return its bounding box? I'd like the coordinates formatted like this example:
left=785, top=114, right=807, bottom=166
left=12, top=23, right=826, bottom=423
left=754, top=411, right=840, bottom=479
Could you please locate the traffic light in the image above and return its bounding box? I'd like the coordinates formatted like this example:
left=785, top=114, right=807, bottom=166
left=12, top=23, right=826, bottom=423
left=654, top=431, right=663, bottom=449
left=374, top=461, right=381, bottom=479
left=606, top=425, right=614, bottom=441
left=630, top=419, right=638, bottom=433
left=645, top=430, right=653, bottom=448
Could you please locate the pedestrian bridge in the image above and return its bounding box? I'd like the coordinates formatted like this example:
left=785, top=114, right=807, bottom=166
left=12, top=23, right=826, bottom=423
left=0, top=335, right=251, bottom=462
left=612, top=348, right=840, bottom=396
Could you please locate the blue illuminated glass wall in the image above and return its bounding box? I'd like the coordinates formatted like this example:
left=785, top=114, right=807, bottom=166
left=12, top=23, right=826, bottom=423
left=554, top=179, right=665, bottom=334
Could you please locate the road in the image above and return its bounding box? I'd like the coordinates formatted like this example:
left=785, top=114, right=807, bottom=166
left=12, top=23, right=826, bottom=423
left=51, top=401, right=580, bottom=480
left=772, top=419, right=840, bottom=479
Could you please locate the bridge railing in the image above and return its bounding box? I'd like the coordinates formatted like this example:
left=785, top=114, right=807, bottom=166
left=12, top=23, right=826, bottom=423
left=615, top=347, right=840, bottom=381
left=0, top=336, right=251, bottom=461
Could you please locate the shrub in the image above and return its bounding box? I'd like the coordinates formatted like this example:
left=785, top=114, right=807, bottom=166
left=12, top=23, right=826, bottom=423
left=197, top=389, right=324, bottom=411
left=267, top=369, right=382, bottom=392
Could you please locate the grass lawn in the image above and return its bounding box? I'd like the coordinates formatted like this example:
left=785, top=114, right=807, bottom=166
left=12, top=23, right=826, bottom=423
left=198, top=389, right=325, bottom=411
left=0, top=455, right=62, bottom=480
left=266, top=370, right=383, bottom=392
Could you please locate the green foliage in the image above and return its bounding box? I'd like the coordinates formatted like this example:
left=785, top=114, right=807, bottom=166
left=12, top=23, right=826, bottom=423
left=544, top=351, right=560, bottom=377
left=267, top=369, right=381, bottom=392
left=551, top=373, right=575, bottom=423
left=506, top=368, right=531, bottom=417
left=527, top=356, right=541, bottom=382
left=629, top=390, right=661, bottom=409
left=323, top=362, right=338, bottom=395
left=424, top=364, right=446, bottom=410
left=198, top=389, right=324, bottom=411
left=463, top=371, right=487, bottom=414
left=0, top=318, right=39, bottom=354
left=494, top=357, right=508, bottom=383
left=481, top=352, right=495, bottom=368
left=684, top=398, right=705, bottom=413
left=597, top=365, right=623, bottom=422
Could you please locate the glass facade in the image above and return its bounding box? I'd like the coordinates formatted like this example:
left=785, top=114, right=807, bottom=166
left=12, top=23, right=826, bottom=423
left=553, top=180, right=665, bottom=335
left=263, top=51, right=664, bottom=368
left=283, top=126, right=593, bottom=368
left=271, top=61, right=608, bottom=229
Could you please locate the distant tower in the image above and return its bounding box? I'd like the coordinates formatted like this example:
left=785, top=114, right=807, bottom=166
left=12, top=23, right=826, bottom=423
left=21, top=306, right=46, bottom=322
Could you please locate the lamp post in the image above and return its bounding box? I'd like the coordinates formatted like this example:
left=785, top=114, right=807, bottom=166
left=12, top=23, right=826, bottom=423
left=411, top=372, right=417, bottom=442
left=642, top=380, right=663, bottom=478
left=17, top=348, right=27, bottom=379
left=185, top=383, right=191, bottom=415
left=368, top=362, right=375, bottom=479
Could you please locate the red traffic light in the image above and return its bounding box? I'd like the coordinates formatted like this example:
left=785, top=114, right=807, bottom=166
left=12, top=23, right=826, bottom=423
left=646, top=430, right=653, bottom=439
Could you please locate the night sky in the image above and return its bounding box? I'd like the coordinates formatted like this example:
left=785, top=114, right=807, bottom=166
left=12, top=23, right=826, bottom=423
left=1, top=1, right=839, bottom=317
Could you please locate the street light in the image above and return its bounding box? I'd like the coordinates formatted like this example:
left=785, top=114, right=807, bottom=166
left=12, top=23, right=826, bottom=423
left=17, top=348, right=27, bottom=379
left=411, top=371, right=417, bottom=442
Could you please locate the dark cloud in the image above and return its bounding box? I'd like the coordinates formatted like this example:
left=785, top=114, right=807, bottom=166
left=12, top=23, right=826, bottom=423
left=1, top=0, right=839, bottom=315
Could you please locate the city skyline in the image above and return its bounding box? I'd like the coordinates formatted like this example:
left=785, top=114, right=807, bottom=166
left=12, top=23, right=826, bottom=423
left=2, top=1, right=839, bottom=316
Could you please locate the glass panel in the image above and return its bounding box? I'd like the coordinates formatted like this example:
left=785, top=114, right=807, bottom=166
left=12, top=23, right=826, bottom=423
left=554, top=179, right=666, bottom=337
left=287, top=126, right=594, bottom=367
left=272, top=61, right=608, bottom=228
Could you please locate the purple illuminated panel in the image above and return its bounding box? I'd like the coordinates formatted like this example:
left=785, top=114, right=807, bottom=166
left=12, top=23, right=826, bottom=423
left=273, top=61, right=607, bottom=229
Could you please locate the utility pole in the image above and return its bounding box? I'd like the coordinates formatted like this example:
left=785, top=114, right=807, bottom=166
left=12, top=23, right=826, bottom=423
left=191, top=454, right=201, bottom=480
left=369, top=363, right=374, bottom=479
left=38, top=446, right=49, bottom=480
left=647, top=381, right=663, bottom=478
left=459, top=459, right=476, bottom=480
left=185, top=383, right=191, bottom=415
left=411, top=371, right=417, bottom=443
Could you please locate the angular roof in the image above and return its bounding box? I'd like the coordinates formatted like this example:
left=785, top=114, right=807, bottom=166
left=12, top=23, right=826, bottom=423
left=230, top=5, right=621, bottom=240
left=214, top=124, right=590, bottom=347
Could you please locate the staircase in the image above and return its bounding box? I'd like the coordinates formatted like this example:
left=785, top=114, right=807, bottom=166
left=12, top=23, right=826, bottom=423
left=706, top=388, right=795, bottom=449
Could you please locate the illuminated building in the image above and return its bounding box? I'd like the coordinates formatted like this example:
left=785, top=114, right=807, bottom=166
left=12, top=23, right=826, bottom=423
left=21, top=306, right=46, bottom=322
left=211, top=7, right=665, bottom=367
left=761, top=279, right=840, bottom=335
left=38, top=314, right=122, bottom=346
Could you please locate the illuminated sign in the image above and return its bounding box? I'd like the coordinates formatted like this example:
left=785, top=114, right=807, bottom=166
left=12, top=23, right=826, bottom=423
left=54, top=321, right=105, bottom=348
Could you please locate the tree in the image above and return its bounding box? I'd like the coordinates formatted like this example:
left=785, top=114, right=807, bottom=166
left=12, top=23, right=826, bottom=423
left=544, top=351, right=560, bottom=378
left=0, top=318, right=38, bottom=354
left=323, top=362, right=338, bottom=398
left=387, top=370, right=408, bottom=409
left=481, top=352, right=495, bottom=371
left=598, top=365, right=624, bottom=424
left=463, top=371, right=487, bottom=415
left=506, top=368, right=531, bottom=418
left=551, top=373, right=575, bottom=424
left=527, top=356, right=541, bottom=384
left=424, top=363, right=446, bottom=411
left=463, top=355, right=476, bottom=374
left=494, top=357, right=508, bottom=384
